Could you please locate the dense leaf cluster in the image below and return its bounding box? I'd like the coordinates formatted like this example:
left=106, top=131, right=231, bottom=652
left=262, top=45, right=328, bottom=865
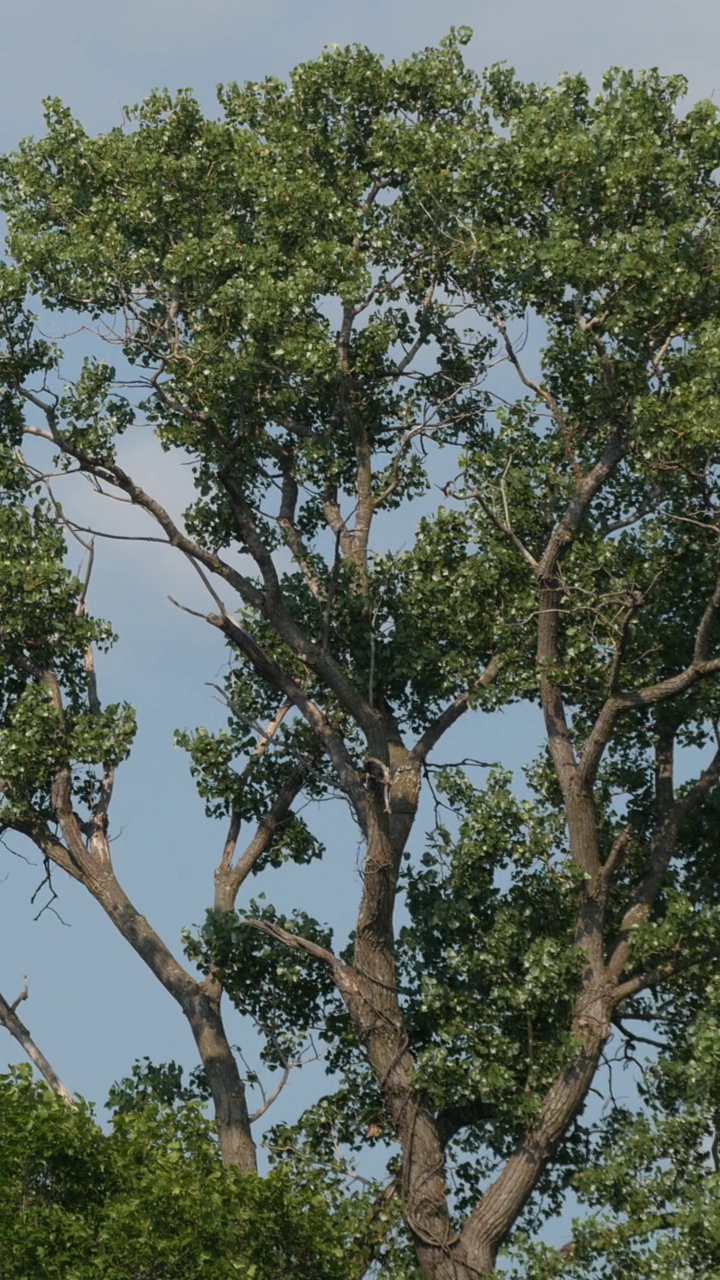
left=0, top=1066, right=358, bottom=1280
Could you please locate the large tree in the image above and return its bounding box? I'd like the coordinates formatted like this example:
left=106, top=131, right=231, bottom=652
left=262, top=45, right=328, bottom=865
left=2, top=30, right=720, bottom=1278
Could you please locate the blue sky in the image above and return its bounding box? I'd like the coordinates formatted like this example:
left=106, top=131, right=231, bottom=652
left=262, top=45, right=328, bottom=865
left=2, top=0, right=720, bottom=1133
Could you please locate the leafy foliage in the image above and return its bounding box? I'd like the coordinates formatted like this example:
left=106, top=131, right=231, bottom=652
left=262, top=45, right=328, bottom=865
left=2, top=30, right=720, bottom=1280
left=0, top=1065, right=360, bottom=1280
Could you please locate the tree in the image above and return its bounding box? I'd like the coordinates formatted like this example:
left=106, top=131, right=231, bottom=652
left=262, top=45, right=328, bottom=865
left=1, top=28, right=720, bottom=1278
left=0, top=1064, right=358, bottom=1279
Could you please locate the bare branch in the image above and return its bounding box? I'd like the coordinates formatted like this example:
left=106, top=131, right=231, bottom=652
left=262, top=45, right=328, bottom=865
left=10, top=976, right=28, bottom=1011
left=0, top=983, right=75, bottom=1107
left=245, top=1030, right=323, bottom=1124
left=168, top=595, right=207, bottom=620
left=248, top=1059, right=292, bottom=1123
left=184, top=552, right=229, bottom=616
left=66, top=525, right=171, bottom=545
left=613, top=1017, right=668, bottom=1050
left=240, top=916, right=341, bottom=970
left=412, top=655, right=501, bottom=762
left=31, top=854, right=70, bottom=923
left=15, top=392, right=268, bottom=619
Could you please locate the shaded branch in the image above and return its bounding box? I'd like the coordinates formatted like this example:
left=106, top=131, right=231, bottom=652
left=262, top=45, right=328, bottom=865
left=208, top=610, right=368, bottom=833
left=608, top=741, right=720, bottom=980
left=492, top=308, right=582, bottom=480
left=412, top=655, right=501, bottom=762
left=214, top=753, right=316, bottom=913
left=694, top=560, right=720, bottom=662
left=446, top=478, right=538, bottom=570
left=580, top=570, right=720, bottom=788
left=275, top=459, right=326, bottom=603
left=598, top=823, right=633, bottom=892
left=614, top=944, right=720, bottom=1004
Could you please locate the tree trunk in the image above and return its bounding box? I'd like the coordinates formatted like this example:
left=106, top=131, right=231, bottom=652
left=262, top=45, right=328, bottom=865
left=183, top=987, right=257, bottom=1172
left=340, top=751, right=462, bottom=1278
left=84, top=862, right=257, bottom=1171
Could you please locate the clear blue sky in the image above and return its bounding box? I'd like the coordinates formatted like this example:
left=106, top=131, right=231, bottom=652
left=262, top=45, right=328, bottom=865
left=2, top=0, right=719, bottom=1129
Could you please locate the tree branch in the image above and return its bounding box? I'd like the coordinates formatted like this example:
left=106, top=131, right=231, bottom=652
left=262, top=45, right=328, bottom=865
left=0, top=982, right=75, bottom=1107
left=580, top=581, right=720, bottom=790
left=492, top=308, right=582, bottom=480
left=239, top=916, right=341, bottom=970
left=607, top=740, right=720, bottom=980
left=412, top=655, right=500, bottom=762
left=614, top=944, right=720, bottom=1004
left=214, top=753, right=316, bottom=913
left=208, top=610, right=368, bottom=833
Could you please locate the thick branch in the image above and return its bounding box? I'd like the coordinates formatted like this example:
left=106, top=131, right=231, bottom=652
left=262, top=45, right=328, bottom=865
left=694, top=562, right=720, bottom=661
left=460, top=978, right=612, bottom=1267
left=12, top=815, right=257, bottom=1170
left=335, top=315, right=374, bottom=585
left=580, top=646, right=720, bottom=791
left=614, top=944, right=720, bottom=1003
left=533, top=428, right=627, bottom=882
left=240, top=916, right=342, bottom=970
left=537, top=421, right=626, bottom=581
left=536, top=584, right=603, bottom=882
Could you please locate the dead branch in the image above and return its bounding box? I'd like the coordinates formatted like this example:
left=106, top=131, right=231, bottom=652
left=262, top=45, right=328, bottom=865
left=0, top=982, right=75, bottom=1107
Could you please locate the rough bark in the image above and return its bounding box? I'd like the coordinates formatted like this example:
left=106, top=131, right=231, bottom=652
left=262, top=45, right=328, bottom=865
left=182, top=987, right=257, bottom=1171
left=459, top=981, right=612, bottom=1270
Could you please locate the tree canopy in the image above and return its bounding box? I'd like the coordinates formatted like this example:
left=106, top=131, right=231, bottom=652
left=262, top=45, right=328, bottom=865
left=0, top=1063, right=361, bottom=1280
left=2, top=29, right=720, bottom=1279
